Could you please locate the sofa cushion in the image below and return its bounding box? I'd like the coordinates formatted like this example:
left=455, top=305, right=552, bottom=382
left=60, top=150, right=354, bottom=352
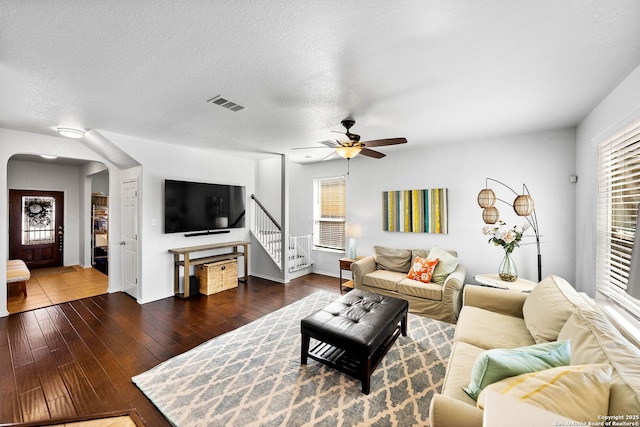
left=440, top=341, right=483, bottom=406
left=362, top=270, right=405, bottom=292
left=462, top=340, right=571, bottom=400
left=407, top=256, right=439, bottom=283
left=477, top=364, right=612, bottom=423
left=456, top=306, right=536, bottom=350
left=428, top=246, right=459, bottom=284
left=522, top=275, right=593, bottom=343
left=412, top=248, right=458, bottom=260
left=558, top=308, right=640, bottom=416
left=398, top=278, right=442, bottom=301
left=373, top=246, right=412, bottom=272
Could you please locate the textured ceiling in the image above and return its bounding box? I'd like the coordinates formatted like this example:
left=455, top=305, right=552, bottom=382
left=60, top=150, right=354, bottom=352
left=2, top=1, right=640, bottom=163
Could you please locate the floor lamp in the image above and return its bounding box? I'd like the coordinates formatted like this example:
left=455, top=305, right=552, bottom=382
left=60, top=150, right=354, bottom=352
left=477, top=178, right=542, bottom=282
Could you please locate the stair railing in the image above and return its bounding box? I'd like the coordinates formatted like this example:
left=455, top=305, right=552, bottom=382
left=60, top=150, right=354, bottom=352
left=250, top=194, right=313, bottom=273
left=289, top=234, right=313, bottom=272
left=251, top=194, right=282, bottom=267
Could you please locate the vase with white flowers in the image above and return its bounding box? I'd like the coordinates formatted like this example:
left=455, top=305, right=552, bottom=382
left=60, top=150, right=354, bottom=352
left=482, top=220, right=529, bottom=282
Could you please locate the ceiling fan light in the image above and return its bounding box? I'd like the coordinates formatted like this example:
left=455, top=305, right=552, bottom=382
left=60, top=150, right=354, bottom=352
left=57, top=127, right=86, bottom=138
left=477, top=188, right=496, bottom=208
left=336, top=146, right=361, bottom=159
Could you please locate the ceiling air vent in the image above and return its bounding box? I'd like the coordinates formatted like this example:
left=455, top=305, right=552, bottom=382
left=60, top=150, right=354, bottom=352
left=206, top=95, right=245, bottom=112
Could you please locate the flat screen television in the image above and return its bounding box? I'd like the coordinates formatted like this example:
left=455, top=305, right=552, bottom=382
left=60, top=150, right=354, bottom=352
left=164, top=179, right=246, bottom=234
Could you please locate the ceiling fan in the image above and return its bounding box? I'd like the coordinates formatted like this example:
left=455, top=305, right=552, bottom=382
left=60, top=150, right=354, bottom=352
left=298, top=118, right=408, bottom=161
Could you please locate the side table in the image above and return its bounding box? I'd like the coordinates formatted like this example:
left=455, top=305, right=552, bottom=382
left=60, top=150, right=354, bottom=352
left=474, top=273, right=537, bottom=293
left=339, top=256, right=363, bottom=292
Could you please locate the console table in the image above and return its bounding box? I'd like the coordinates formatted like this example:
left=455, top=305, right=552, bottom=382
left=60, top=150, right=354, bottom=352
left=169, top=241, right=249, bottom=298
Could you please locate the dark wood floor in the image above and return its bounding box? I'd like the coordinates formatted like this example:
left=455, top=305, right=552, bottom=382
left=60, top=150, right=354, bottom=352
left=0, top=274, right=340, bottom=426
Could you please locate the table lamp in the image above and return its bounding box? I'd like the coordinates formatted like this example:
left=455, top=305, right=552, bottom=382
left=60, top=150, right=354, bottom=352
left=346, top=223, right=362, bottom=259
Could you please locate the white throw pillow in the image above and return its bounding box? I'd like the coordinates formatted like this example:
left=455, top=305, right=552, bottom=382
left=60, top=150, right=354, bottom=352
left=477, top=364, right=612, bottom=423
left=427, top=246, right=458, bottom=284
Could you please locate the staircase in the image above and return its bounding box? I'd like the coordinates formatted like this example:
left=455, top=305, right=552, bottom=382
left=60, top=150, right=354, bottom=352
left=288, top=235, right=313, bottom=272
left=250, top=194, right=313, bottom=273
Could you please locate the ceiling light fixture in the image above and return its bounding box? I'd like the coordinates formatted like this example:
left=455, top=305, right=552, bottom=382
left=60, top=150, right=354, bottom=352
left=335, top=145, right=362, bottom=176
left=40, top=154, right=58, bottom=159
left=335, top=146, right=361, bottom=159
left=57, top=127, right=86, bottom=138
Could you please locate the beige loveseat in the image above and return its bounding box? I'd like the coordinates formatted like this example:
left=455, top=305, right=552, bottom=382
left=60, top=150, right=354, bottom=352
left=429, top=275, right=640, bottom=426
left=351, top=246, right=466, bottom=323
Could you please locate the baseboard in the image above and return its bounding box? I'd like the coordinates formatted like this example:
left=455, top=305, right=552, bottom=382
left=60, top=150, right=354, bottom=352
left=137, top=292, right=174, bottom=305
left=250, top=272, right=286, bottom=284
left=312, top=269, right=340, bottom=278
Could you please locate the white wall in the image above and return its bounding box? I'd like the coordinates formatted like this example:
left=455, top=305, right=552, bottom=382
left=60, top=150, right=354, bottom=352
left=290, top=128, right=577, bottom=284
left=91, top=170, right=109, bottom=195
left=256, top=157, right=282, bottom=222
left=575, top=63, right=640, bottom=295
left=101, top=131, right=258, bottom=303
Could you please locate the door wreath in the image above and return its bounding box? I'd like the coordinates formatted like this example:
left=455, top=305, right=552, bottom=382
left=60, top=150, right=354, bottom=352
left=24, top=199, right=53, bottom=227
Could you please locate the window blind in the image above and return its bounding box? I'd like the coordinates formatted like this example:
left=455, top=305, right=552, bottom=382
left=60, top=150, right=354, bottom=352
left=596, top=119, right=640, bottom=319
left=314, top=177, right=346, bottom=250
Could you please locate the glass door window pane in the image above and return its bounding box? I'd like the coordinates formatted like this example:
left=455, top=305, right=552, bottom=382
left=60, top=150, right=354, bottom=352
left=22, top=196, right=55, bottom=245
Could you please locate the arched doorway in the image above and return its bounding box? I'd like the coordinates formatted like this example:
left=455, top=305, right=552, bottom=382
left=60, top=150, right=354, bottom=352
left=6, top=154, right=110, bottom=313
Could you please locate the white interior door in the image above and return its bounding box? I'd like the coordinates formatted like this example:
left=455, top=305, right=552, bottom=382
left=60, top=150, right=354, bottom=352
left=122, top=178, right=139, bottom=299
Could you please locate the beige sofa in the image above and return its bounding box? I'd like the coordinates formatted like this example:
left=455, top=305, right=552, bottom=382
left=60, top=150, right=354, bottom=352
left=429, top=275, right=640, bottom=426
left=351, top=246, right=466, bottom=323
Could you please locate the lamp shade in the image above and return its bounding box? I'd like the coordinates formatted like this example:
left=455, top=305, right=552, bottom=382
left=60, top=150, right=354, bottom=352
left=477, top=189, right=496, bottom=208
left=513, top=194, right=535, bottom=216
left=336, top=146, right=361, bottom=159
left=346, top=222, right=362, bottom=238
left=482, top=207, right=500, bottom=224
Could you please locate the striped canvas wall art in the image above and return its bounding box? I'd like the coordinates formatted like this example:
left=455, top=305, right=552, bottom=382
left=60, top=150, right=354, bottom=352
left=382, top=188, right=448, bottom=233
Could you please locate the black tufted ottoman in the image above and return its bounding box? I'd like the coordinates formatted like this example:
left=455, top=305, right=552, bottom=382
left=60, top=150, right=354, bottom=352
left=300, top=289, right=409, bottom=394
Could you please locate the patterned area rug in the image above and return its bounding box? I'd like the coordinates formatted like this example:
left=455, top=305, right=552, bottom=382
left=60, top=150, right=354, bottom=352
left=132, top=291, right=455, bottom=427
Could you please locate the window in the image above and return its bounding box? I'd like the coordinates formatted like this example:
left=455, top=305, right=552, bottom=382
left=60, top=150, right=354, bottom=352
left=596, top=119, right=640, bottom=319
left=22, top=196, right=56, bottom=245
left=313, top=177, right=346, bottom=251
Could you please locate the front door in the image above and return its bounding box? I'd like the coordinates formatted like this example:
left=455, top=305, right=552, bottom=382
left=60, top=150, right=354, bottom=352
left=9, top=190, right=64, bottom=269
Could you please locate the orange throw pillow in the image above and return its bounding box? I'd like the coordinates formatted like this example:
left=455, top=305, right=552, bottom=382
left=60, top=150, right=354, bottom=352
left=407, top=256, right=439, bottom=283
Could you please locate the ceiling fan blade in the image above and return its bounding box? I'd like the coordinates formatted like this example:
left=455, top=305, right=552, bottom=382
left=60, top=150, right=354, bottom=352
left=322, top=151, right=340, bottom=161
left=361, top=137, right=407, bottom=147
left=359, top=148, right=386, bottom=159
left=291, top=146, right=330, bottom=150
left=319, top=139, right=341, bottom=148
left=330, top=132, right=351, bottom=143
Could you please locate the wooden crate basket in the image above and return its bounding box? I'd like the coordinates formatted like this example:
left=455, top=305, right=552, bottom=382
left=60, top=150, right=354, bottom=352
left=197, top=259, right=238, bottom=295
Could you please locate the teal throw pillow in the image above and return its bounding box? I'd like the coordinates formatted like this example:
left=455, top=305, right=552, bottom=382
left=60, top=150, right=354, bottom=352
left=462, top=339, right=571, bottom=400
left=427, top=246, right=458, bottom=284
